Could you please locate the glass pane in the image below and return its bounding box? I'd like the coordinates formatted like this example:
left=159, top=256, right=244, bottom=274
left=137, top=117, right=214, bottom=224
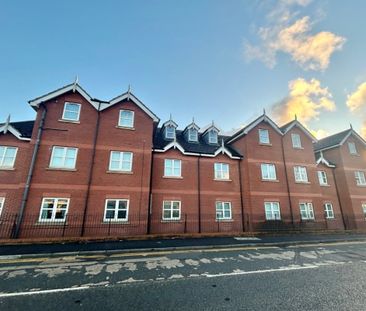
left=123, top=152, right=132, bottom=162
left=41, top=209, right=53, bottom=220
left=121, top=161, right=131, bottom=171
left=224, top=210, right=231, bottom=218
left=55, top=209, right=66, bottom=220
left=106, top=200, right=116, bottom=210
left=63, top=111, right=77, bottom=120
left=118, top=200, right=127, bottom=210
left=43, top=199, right=55, bottom=209
left=172, top=210, right=180, bottom=218
left=117, top=210, right=127, bottom=219
left=110, top=161, right=120, bottom=170
left=66, top=148, right=76, bottom=158
left=163, top=210, right=171, bottom=219
left=111, top=152, right=121, bottom=161
left=64, top=157, right=75, bottom=168
left=105, top=210, right=115, bottom=219
left=172, top=202, right=180, bottom=209
left=53, top=147, right=64, bottom=157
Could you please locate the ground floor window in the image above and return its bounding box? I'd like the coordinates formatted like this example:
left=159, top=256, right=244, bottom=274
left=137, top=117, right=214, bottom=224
left=324, top=203, right=334, bottom=219
left=162, top=201, right=181, bottom=220
left=264, top=202, right=281, bottom=220
left=216, top=201, right=232, bottom=220
left=299, top=202, right=314, bottom=220
left=362, top=204, right=366, bottom=220
left=0, top=197, right=4, bottom=216
left=39, top=198, right=69, bottom=222
left=104, top=199, right=129, bottom=221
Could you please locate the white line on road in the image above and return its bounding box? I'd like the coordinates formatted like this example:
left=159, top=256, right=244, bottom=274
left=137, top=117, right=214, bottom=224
left=0, top=286, right=90, bottom=298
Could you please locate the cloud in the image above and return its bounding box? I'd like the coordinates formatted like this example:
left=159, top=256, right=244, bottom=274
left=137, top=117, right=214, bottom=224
left=272, top=78, right=336, bottom=125
left=362, top=123, right=366, bottom=139
left=346, top=82, right=366, bottom=112
left=310, top=129, right=329, bottom=139
left=244, top=2, right=346, bottom=71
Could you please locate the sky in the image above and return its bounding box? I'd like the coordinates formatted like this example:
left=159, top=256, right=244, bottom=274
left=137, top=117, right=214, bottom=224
left=1, top=0, right=366, bottom=138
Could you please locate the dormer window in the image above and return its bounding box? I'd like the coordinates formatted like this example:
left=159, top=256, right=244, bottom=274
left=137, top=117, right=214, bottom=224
left=188, top=128, right=198, bottom=142
left=62, top=102, right=81, bottom=122
left=119, top=110, right=134, bottom=128
left=165, top=126, right=175, bottom=139
left=208, top=130, right=218, bottom=144
left=348, top=142, right=357, bottom=155
left=259, top=129, right=270, bottom=144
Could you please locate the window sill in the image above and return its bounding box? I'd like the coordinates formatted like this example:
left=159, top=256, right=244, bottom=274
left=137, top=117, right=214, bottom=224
left=46, top=167, right=77, bottom=172
left=58, top=119, right=80, bottom=124
left=103, top=220, right=129, bottom=224
left=325, top=217, right=335, bottom=220
left=106, top=170, right=133, bottom=174
left=295, top=181, right=311, bottom=184
left=214, top=178, right=232, bottom=182
left=356, top=184, right=366, bottom=187
left=163, top=176, right=183, bottom=179
left=161, top=219, right=182, bottom=223
left=320, top=184, right=330, bottom=187
left=259, top=143, right=272, bottom=146
left=0, top=167, right=15, bottom=171
left=350, top=153, right=360, bottom=157
left=293, top=146, right=304, bottom=150
left=300, top=219, right=315, bottom=222
left=262, top=179, right=279, bottom=183
left=36, top=221, right=66, bottom=225
left=215, top=219, right=233, bottom=222
left=116, top=125, right=135, bottom=131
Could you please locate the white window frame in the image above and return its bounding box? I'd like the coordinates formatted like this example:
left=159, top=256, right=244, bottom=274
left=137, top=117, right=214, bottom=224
left=348, top=142, right=357, bottom=155
left=208, top=130, right=218, bottom=144
left=62, top=102, right=81, bottom=121
left=188, top=128, right=198, bottom=142
left=49, top=146, right=78, bottom=169
left=216, top=201, right=232, bottom=220
left=165, top=126, right=176, bottom=139
left=258, top=129, right=270, bottom=144
left=0, top=146, right=18, bottom=169
left=39, top=198, right=69, bottom=222
left=103, top=199, right=129, bottom=222
left=109, top=151, right=133, bottom=172
left=324, top=203, right=334, bottom=219
left=299, top=202, right=315, bottom=220
left=162, top=200, right=181, bottom=220
left=0, top=197, right=4, bottom=216
left=264, top=202, right=281, bottom=220
left=355, top=171, right=366, bottom=186
left=317, top=171, right=328, bottom=186
left=261, top=163, right=277, bottom=181
left=291, top=133, right=302, bottom=149
left=214, top=163, right=230, bottom=180
left=294, top=166, right=308, bottom=183
left=362, top=203, right=366, bottom=220
left=118, top=110, right=134, bottom=128
left=164, top=159, right=181, bottom=177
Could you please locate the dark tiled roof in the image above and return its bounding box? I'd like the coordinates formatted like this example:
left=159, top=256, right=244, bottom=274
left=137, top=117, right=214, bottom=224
left=313, top=129, right=351, bottom=151
left=153, top=129, right=242, bottom=158
left=0, top=120, right=35, bottom=138
left=279, top=120, right=294, bottom=132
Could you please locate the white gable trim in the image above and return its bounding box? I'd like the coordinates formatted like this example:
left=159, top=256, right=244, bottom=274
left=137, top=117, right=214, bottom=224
left=340, top=130, right=366, bottom=147
left=104, top=92, right=159, bottom=122
left=0, top=125, right=31, bottom=141
left=316, top=153, right=335, bottom=168
left=282, top=121, right=318, bottom=142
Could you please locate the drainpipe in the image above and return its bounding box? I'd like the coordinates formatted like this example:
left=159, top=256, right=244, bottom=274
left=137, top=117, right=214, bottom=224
left=81, top=100, right=102, bottom=236
left=332, top=168, right=347, bottom=230
left=147, top=127, right=157, bottom=234
left=238, top=159, right=246, bottom=231
left=15, top=104, right=47, bottom=238
left=197, top=155, right=201, bottom=233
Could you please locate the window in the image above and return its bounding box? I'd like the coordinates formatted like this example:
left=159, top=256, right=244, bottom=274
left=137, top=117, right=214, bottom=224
left=258, top=129, right=270, bottom=144
left=62, top=102, right=81, bottom=121
left=165, top=126, right=175, bottom=139
left=208, top=130, right=218, bottom=144
left=291, top=133, right=302, bottom=148
left=164, top=159, right=181, bottom=177
left=214, top=163, right=230, bottom=180
left=49, top=146, right=78, bottom=169
left=318, top=171, right=328, bottom=185
left=118, top=110, right=134, bottom=128
left=299, top=202, right=314, bottom=220
left=0, top=146, right=17, bottom=168
left=348, top=142, right=357, bottom=155
left=355, top=171, right=366, bottom=186
left=0, top=197, right=4, bottom=216
left=362, top=204, right=366, bottom=220
left=261, top=163, right=277, bottom=180
left=109, top=151, right=133, bottom=172
left=188, top=128, right=198, bottom=142
left=264, top=202, right=281, bottom=220
left=294, top=166, right=308, bottom=182
left=104, top=199, right=129, bottom=222
left=39, top=198, right=69, bottom=222
left=216, top=201, right=232, bottom=220
left=163, top=201, right=181, bottom=220
left=324, top=203, right=334, bottom=219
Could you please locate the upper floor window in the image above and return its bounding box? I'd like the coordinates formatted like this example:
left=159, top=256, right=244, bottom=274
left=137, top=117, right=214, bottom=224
left=188, top=128, right=198, bottom=142
left=0, top=146, right=17, bottom=169
left=214, top=163, right=230, bottom=180
left=62, top=102, right=81, bottom=121
left=261, top=163, right=277, bottom=180
left=355, top=171, right=366, bottom=186
left=165, top=126, right=175, bottom=139
left=291, top=133, right=302, bottom=149
left=49, top=146, right=78, bottom=169
left=348, top=142, right=357, bottom=155
left=317, top=171, right=328, bottom=186
left=164, top=159, right=181, bottom=177
left=216, top=201, right=232, bottom=220
left=0, top=197, right=4, bottom=216
left=258, top=129, right=270, bottom=144
left=119, top=110, right=134, bottom=128
left=104, top=199, right=129, bottom=222
left=299, top=202, right=314, bottom=220
left=264, top=202, right=281, bottom=220
left=163, top=200, right=181, bottom=220
left=294, top=166, right=308, bottom=183
left=362, top=203, right=366, bottom=220
left=39, top=198, right=69, bottom=222
left=324, top=203, right=334, bottom=219
left=109, top=151, right=133, bottom=172
left=208, top=130, right=218, bottom=144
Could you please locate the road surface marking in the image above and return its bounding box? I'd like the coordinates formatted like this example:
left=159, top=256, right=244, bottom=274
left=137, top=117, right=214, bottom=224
left=0, top=286, right=90, bottom=298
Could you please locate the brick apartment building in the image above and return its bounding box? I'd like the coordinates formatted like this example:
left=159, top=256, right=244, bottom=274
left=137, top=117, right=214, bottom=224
left=0, top=83, right=365, bottom=239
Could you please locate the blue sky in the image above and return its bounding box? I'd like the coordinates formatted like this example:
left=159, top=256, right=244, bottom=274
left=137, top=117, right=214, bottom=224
left=1, top=0, right=366, bottom=137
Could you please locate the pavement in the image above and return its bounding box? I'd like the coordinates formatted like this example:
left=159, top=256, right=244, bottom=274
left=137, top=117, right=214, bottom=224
left=1, top=231, right=366, bottom=257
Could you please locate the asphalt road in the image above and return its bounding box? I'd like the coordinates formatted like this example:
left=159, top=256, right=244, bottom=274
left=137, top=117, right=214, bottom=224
left=1, top=241, right=366, bottom=310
